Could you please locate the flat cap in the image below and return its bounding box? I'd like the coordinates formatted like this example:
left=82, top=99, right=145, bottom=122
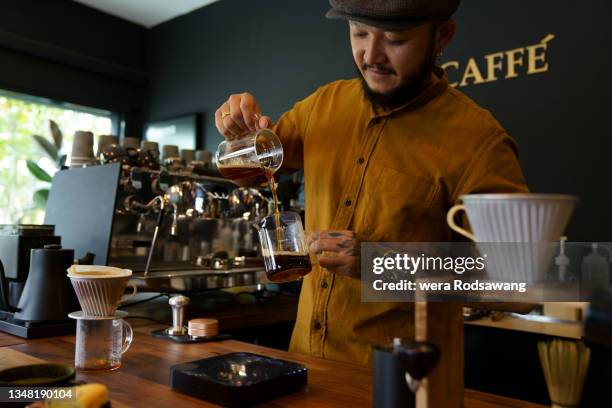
left=326, top=0, right=461, bottom=30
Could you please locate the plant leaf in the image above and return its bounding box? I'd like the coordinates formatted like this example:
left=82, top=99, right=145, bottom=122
left=49, top=120, right=63, bottom=149
left=32, top=134, right=59, bottom=161
left=26, top=159, right=52, bottom=182
left=33, top=189, right=49, bottom=208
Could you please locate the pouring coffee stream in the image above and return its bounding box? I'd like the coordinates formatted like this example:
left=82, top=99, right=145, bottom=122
left=215, top=127, right=285, bottom=248
left=215, top=127, right=312, bottom=282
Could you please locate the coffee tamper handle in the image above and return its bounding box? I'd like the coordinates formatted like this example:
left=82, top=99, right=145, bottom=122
left=168, top=295, right=190, bottom=335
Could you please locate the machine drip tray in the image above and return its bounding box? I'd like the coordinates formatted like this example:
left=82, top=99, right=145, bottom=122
left=0, top=311, right=75, bottom=338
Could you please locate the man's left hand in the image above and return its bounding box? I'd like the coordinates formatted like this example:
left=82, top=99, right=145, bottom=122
left=308, top=230, right=360, bottom=279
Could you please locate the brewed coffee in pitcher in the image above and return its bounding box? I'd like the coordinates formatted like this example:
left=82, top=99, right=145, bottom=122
left=215, top=128, right=283, bottom=185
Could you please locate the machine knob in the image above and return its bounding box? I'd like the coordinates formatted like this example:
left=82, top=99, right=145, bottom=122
left=168, top=295, right=190, bottom=335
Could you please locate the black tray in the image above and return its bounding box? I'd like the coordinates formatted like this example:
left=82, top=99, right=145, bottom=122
left=151, top=328, right=231, bottom=343
left=170, top=352, right=307, bottom=407
left=0, top=311, right=75, bottom=338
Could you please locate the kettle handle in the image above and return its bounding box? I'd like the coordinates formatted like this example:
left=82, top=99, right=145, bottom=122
left=0, top=259, right=16, bottom=313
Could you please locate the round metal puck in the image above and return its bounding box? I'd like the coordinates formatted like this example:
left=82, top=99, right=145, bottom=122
left=188, top=318, right=219, bottom=330
left=188, top=318, right=219, bottom=338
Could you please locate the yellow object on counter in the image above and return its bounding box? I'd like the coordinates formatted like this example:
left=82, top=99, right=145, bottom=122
left=33, top=383, right=110, bottom=408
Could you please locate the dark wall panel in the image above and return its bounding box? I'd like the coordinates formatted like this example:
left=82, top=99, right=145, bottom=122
left=146, top=0, right=610, bottom=241
left=445, top=1, right=612, bottom=242
left=145, top=0, right=354, bottom=152
left=0, top=0, right=147, bottom=136
left=0, top=0, right=145, bottom=70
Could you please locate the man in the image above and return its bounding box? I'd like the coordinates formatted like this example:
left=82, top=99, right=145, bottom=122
left=215, top=0, right=528, bottom=365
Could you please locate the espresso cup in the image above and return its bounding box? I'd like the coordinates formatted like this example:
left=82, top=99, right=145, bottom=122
left=70, top=130, right=95, bottom=167
left=162, top=144, right=180, bottom=161
left=123, top=137, right=139, bottom=149
left=196, top=150, right=213, bottom=166
left=141, top=140, right=159, bottom=152
left=96, top=135, right=118, bottom=158
left=181, top=149, right=196, bottom=164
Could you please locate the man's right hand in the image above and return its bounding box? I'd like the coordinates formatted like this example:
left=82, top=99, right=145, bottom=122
left=215, top=93, right=272, bottom=140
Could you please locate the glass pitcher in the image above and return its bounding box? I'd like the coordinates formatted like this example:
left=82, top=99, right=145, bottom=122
left=257, top=211, right=312, bottom=283
left=69, top=310, right=133, bottom=371
left=214, top=129, right=283, bottom=184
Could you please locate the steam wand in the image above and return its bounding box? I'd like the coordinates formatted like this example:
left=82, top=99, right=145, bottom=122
left=144, top=196, right=166, bottom=277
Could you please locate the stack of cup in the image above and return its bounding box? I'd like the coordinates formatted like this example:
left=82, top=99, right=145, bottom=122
left=196, top=150, right=213, bottom=167
left=123, top=137, right=139, bottom=150
left=139, top=140, right=161, bottom=169
left=96, top=135, right=118, bottom=159
left=70, top=131, right=96, bottom=168
left=67, top=265, right=137, bottom=371
left=162, top=144, right=183, bottom=171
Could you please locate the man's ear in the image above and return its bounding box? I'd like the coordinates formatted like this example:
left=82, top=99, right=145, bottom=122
left=435, top=19, right=456, bottom=53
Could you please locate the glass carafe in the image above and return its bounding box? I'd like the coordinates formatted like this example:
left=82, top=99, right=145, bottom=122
left=214, top=129, right=283, bottom=184
left=69, top=310, right=133, bottom=371
left=257, top=211, right=312, bottom=283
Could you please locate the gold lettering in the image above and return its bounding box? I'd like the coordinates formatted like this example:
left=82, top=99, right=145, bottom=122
left=526, top=34, right=555, bottom=75
left=460, top=58, right=485, bottom=87
left=484, top=52, right=504, bottom=83
left=449, top=33, right=555, bottom=88
left=505, top=47, right=524, bottom=79
left=441, top=61, right=460, bottom=87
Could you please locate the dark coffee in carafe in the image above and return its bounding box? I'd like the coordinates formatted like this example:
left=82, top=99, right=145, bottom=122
left=263, top=251, right=312, bottom=283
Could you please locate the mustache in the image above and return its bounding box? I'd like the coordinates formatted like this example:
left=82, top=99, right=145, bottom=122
left=362, top=63, right=397, bottom=76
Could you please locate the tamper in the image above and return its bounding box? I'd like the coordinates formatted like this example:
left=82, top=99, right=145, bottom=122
left=168, top=295, right=190, bottom=335
left=151, top=295, right=230, bottom=343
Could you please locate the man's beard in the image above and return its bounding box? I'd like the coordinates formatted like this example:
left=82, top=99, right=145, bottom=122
left=357, top=45, right=437, bottom=111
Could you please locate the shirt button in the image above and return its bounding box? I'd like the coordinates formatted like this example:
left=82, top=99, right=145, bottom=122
left=321, top=280, right=328, bottom=289
left=313, top=321, right=322, bottom=330
left=344, top=199, right=352, bottom=207
left=357, top=157, right=365, bottom=165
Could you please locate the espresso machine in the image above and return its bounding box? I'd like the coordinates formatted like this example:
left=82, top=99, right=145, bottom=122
left=44, top=142, right=274, bottom=295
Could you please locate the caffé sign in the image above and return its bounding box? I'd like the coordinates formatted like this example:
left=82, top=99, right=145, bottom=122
left=442, top=34, right=555, bottom=88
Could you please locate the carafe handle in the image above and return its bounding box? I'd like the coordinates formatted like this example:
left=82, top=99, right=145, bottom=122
left=446, top=204, right=476, bottom=241
left=120, top=281, right=138, bottom=304
left=121, top=319, right=133, bottom=354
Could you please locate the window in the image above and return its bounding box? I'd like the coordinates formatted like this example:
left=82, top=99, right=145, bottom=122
left=0, top=89, right=116, bottom=224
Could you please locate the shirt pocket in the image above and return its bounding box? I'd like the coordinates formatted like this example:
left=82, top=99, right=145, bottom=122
left=357, top=165, right=439, bottom=242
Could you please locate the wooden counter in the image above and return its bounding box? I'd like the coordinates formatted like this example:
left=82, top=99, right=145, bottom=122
left=0, top=320, right=544, bottom=408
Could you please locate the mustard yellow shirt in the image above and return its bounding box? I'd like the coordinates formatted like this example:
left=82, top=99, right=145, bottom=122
left=272, top=67, right=528, bottom=365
